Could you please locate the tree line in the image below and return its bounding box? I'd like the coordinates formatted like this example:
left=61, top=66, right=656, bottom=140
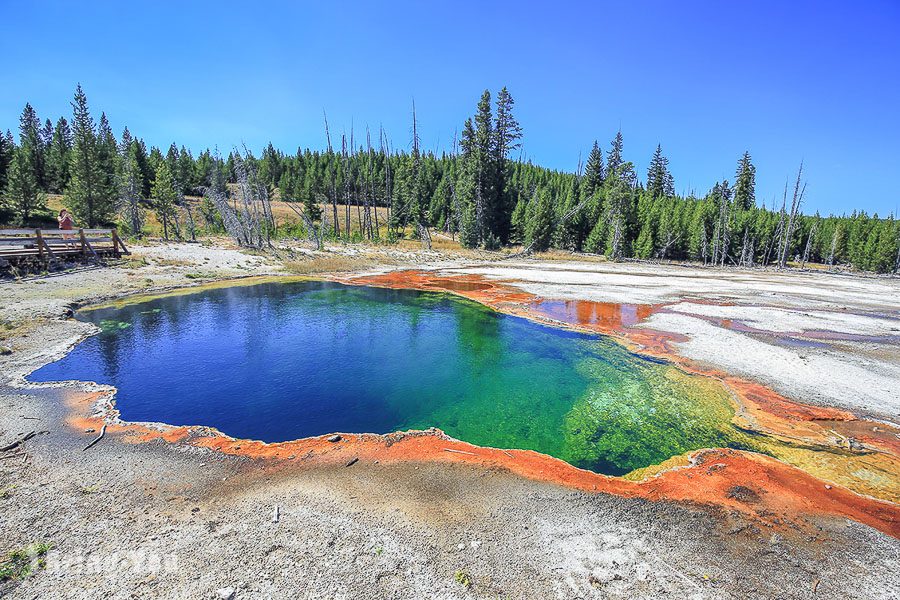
left=2, top=85, right=898, bottom=273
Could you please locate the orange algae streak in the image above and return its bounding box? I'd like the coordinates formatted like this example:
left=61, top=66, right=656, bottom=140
left=528, top=298, right=657, bottom=330
left=61, top=386, right=900, bottom=538
left=197, top=431, right=900, bottom=538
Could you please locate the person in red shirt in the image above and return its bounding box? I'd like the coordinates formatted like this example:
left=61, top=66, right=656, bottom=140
left=58, top=209, right=75, bottom=245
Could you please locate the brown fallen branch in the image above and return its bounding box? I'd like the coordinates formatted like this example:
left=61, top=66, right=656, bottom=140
left=0, top=431, right=35, bottom=452
left=82, top=424, right=106, bottom=451
left=0, top=452, right=26, bottom=461
left=443, top=448, right=477, bottom=456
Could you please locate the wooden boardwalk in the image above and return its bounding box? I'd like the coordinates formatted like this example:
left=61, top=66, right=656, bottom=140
left=0, top=228, right=129, bottom=269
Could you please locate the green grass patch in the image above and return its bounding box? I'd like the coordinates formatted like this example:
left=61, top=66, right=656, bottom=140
left=0, top=543, right=52, bottom=581
left=454, top=570, right=472, bottom=589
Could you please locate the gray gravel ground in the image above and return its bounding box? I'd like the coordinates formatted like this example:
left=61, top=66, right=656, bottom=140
left=1, top=244, right=898, bottom=599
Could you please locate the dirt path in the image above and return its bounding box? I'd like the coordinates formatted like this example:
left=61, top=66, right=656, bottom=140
left=1, top=243, right=898, bottom=599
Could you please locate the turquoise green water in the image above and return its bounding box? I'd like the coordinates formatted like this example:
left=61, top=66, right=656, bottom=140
left=30, top=281, right=745, bottom=476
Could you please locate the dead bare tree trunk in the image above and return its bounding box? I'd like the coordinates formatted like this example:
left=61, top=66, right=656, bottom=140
left=206, top=148, right=273, bottom=250
left=739, top=228, right=750, bottom=267
left=184, top=203, right=197, bottom=242
left=381, top=127, right=393, bottom=239
left=417, top=222, right=432, bottom=250
left=351, top=125, right=362, bottom=238
left=827, top=225, right=839, bottom=267
left=282, top=199, right=323, bottom=250
left=801, top=219, right=818, bottom=268
left=894, top=229, right=900, bottom=275
left=765, top=188, right=788, bottom=266
left=341, top=133, right=350, bottom=239
left=365, top=127, right=376, bottom=240
left=410, top=100, right=430, bottom=250
left=718, top=197, right=731, bottom=267
left=700, top=226, right=709, bottom=266
left=778, top=163, right=806, bottom=269
left=324, top=111, right=340, bottom=239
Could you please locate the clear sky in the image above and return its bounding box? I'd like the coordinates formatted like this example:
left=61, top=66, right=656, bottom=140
left=1, top=0, right=898, bottom=216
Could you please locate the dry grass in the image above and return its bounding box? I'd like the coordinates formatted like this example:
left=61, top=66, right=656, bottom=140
left=152, top=257, right=194, bottom=267
left=530, top=249, right=609, bottom=263
left=0, top=317, right=42, bottom=343
left=281, top=254, right=382, bottom=274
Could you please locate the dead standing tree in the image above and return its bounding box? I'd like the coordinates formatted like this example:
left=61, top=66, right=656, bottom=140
left=206, top=148, right=274, bottom=249
left=801, top=218, right=818, bottom=268
left=711, top=183, right=732, bottom=267
left=763, top=187, right=788, bottom=266
left=411, top=101, right=430, bottom=249
left=323, top=111, right=340, bottom=239
left=381, top=127, right=393, bottom=238
left=364, top=127, right=377, bottom=239
left=894, top=228, right=900, bottom=274
left=778, top=163, right=807, bottom=269
left=341, top=133, right=351, bottom=238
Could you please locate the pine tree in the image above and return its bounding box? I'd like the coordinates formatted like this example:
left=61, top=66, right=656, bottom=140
left=583, top=141, right=604, bottom=194
left=606, top=131, right=624, bottom=176
left=66, top=85, right=115, bottom=226
left=3, top=146, right=43, bottom=224
left=152, top=160, right=178, bottom=240
left=584, top=214, right=606, bottom=254
left=17, top=104, right=45, bottom=196
left=0, top=131, right=13, bottom=192
left=646, top=144, right=674, bottom=199
left=120, top=153, right=144, bottom=235
left=525, top=188, right=556, bottom=252
left=166, top=143, right=180, bottom=184
left=177, top=146, right=196, bottom=194
left=634, top=194, right=656, bottom=258
left=491, top=87, right=522, bottom=243
left=510, top=192, right=528, bottom=242
left=558, top=177, right=585, bottom=250
left=119, top=126, right=133, bottom=157
left=96, top=112, right=119, bottom=197
left=474, top=90, right=495, bottom=246
left=133, top=139, right=152, bottom=197
left=734, top=151, right=756, bottom=210
left=39, top=118, right=53, bottom=189
left=602, top=162, right=636, bottom=259
left=194, top=149, right=214, bottom=190
left=47, top=117, right=72, bottom=193
left=456, top=117, right=480, bottom=248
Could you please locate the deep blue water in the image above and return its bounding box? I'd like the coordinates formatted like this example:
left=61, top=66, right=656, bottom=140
left=28, top=280, right=741, bottom=475
left=29, top=282, right=603, bottom=449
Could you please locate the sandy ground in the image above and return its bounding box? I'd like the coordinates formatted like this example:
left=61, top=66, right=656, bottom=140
left=1, top=242, right=898, bottom=599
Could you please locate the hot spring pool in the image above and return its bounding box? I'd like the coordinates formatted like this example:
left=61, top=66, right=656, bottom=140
left=29, top=280, right=751, bottom=476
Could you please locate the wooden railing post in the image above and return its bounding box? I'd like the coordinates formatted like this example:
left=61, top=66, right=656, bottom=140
left=79, top=229, right=87, bottom=257
left=111, top=228, right=122, bottom=256
left=35, top=229, right=43, bottom=260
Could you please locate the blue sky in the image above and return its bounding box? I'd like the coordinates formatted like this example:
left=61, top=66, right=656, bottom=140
left=1, top=0, right=898, bottom=216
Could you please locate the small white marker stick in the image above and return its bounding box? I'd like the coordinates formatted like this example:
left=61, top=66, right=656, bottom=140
left=272, top=505, right=280, bottom=523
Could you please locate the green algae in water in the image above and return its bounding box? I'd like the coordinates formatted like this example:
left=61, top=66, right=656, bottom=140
left=31, top=280, right=753, bottom=477
left=562, top=358, right=746, bottom=475
left=98, top=320, right=132, bottom=333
